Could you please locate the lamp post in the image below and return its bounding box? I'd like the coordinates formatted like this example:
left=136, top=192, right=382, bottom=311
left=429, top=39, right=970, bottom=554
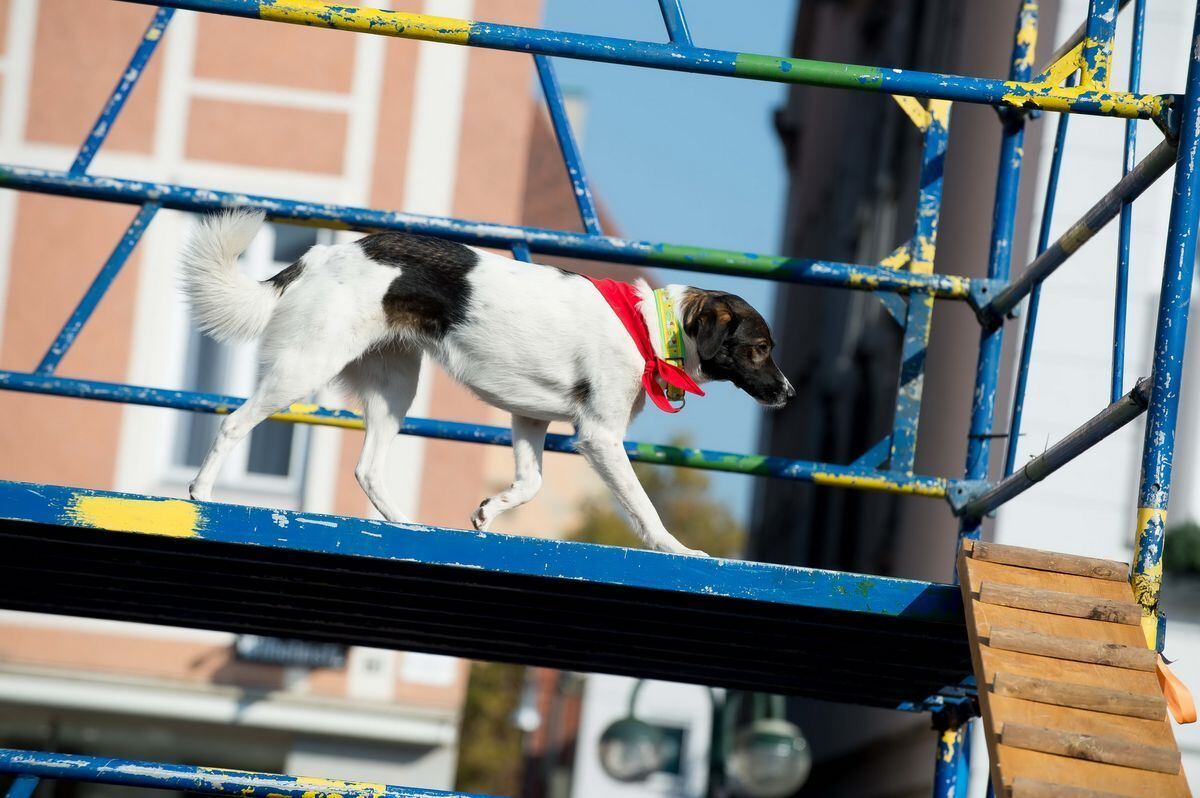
left=598, top=683, right=811, bottom=798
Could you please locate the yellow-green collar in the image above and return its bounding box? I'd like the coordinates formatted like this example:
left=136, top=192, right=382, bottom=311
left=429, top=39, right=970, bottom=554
left=653, top=288, right=687, bottom=402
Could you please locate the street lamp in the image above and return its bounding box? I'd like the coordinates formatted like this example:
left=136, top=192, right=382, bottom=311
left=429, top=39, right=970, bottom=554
left=598, top=683, right=811, bottom=797
left=726, top=717, right=811, bottom=798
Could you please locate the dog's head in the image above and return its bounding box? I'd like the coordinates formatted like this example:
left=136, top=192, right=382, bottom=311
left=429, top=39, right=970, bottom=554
left=680, top=288, right=794, bottom=409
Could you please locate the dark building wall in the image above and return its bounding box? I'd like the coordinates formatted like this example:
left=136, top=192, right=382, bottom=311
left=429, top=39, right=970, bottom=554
left=752, top=1, right=1058, bottom=794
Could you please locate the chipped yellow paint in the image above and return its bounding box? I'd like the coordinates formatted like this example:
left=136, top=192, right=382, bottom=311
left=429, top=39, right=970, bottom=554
left=1038, top=42, right=1084, bottom=86
left=1013, top=3, right=1039, bottom=72
left=294, top=777, right=386, bottom=798
left=1133, top=505, right=1166, bottom=649
left=848, top=271, right=969, bottom=299
left=939, top=728, right=959, bottom=762
left=892, top=95, right=930, bottom=131
left=999, top=79, right=1161, bottom=119
left=810, top=471, right=946, bottom=498
left=209, top=403, right=366, bottom=429
left=878, top=245, right=910, bottom=271
left=911, top=239, right=935, bottom=274
left=928, top=98, right=951, bottom=127
left=259, top=1, right=472, bottom=44
left=1141, top=613, right=1159, bottom=649
left=1080, top=36, right=1112, bottom=89
left=1058, top=221, right=1092, bottom=255
left=270, top=404, right=366, bottom=430
left=66, top=494, right=200, bottom=538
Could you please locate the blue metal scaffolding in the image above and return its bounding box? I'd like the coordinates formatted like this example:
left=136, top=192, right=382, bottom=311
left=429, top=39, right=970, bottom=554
left=1, top=1, right=1199, bottom=796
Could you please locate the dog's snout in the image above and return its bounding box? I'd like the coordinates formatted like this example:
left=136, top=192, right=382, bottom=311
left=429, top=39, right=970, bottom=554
left=785, top=381, right=796, bottom=399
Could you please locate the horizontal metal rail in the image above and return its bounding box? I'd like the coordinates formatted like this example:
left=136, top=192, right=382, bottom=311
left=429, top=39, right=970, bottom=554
left=117, top=0, right=1167, bottom=121
left=0, top=370, right=955, bottom=497
left=956, top=377, right=1151, bottom=518
left=983, top=138, right=1178, bottom=321
left=0, top=164, right=985, bottom=300
left=0, top=749, right=487, bottom=798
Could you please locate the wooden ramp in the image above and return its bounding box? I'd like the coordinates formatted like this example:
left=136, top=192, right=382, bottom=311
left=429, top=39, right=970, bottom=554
left=959, top=540, right=1191, bottom=798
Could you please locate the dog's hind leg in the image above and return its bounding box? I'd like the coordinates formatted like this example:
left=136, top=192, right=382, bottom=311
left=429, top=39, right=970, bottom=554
left=343, top=347, right=422, bottom=523
left=189, top=343, right=363, bottom=502
left=471, top=415, right=549, bottom=532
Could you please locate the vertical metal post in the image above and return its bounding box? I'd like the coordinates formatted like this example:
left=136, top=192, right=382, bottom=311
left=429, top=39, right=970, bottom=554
left=1112, top=0, right=1147, bottom=402
left=511, top=242, right=533, bottom=263
left=932, top=724, right=967, bottom=798
left=1081, top=0, right=1118, bottom=88
left=946, top=4, right=1037, bottom=794
left=657, top=0, right=693, bottom=47
left=534, top=55, right=603, bottom=237
left=892, top=101, right=950, bottom=473
left=961, top=1, right=1037, bottom=538
left=6, top=775, right=39, bottom=798
left=1005, top=75, right=1074, bottom=478
left=35, top=202, right=160, bottom=374
left=1132, top=2, right=1200, bottom=650
left=69, top=7, right=174, bottom=175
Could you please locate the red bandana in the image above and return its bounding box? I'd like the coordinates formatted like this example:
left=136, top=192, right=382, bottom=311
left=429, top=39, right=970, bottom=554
left=586, top=277, right=705, bottom=413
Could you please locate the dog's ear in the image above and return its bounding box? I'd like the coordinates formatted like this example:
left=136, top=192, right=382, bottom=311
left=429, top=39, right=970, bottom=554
left=694, top=299, right=734, bottom=360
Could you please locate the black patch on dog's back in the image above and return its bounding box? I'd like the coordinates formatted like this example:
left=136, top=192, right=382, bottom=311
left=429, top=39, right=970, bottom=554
left=359, top=232, right=477, bottom=338
left=266, top=260, right=306, bottom=293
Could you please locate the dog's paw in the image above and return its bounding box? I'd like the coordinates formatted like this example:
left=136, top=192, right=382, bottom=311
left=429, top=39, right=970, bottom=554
left=654, top=537, right=709, bottom=557
left=188, top=482, right=210, bottom=502
left=470, top=501, right=492, bottom=532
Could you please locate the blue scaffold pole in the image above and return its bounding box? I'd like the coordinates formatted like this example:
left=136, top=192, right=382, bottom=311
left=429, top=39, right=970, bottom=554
left=944, top=4, right=1038, bottom=795
left=534, top=54, right=602, bottom=236
left=1113, top=0, right=1148, bottom=402
left=35, top=202, right=160, bottom=374
left=1131, top=1, right=1200, bottom=650
left=69, top=7, right=173, bottom=175
left=1004, top=75, right=1074, bottom=478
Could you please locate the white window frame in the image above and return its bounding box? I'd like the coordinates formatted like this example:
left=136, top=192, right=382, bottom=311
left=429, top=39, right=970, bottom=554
left=164, top=222, right=333, bottom=503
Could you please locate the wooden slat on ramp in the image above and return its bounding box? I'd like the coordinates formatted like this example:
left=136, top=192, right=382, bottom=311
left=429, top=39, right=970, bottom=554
left=958, top=539, right=1191, bottom=797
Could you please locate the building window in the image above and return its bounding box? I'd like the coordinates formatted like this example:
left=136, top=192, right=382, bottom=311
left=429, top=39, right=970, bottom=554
left=175, top=222, right=331, bottom=494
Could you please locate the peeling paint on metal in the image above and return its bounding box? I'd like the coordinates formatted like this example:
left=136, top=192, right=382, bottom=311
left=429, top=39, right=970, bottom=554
left=66, top=494, right=200, bottom=538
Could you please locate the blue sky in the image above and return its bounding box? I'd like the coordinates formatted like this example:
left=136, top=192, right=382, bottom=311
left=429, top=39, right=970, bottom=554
left=541, top=0, right=798, bottom=526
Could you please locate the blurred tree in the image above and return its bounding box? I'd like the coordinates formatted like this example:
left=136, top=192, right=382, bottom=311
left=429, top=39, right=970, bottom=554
left=455, top=659, right=526, bottom=796
left=1166, top=520, right=1200, bottom=576
left=455, top=435, right=743, bottom=794
left=567, top=436, right=746, bottom=558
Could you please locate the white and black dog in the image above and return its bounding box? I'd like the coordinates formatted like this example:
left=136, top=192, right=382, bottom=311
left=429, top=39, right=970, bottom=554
left=181, top=211, right=793, bottom=555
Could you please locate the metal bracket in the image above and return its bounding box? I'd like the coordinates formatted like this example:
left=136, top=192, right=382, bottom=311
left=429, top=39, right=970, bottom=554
left=929, top=696, right=980, bottom=730
left=1154, top=94, right=1183, bottom=141
left=945, top=480, right=992, bottom=515
left=967, top=279, right=1006, bottom=319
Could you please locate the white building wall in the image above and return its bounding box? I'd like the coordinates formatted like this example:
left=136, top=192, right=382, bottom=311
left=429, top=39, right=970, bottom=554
left=981, top=1, right=1200, bottom=792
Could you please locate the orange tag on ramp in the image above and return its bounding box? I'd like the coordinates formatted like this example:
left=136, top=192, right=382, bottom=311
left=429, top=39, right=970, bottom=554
left=1157, top=654, right=1197, bottom=724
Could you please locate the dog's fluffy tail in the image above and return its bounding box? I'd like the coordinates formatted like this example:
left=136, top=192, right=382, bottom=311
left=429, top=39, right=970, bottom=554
left=181, top=210, right=276, bottom=342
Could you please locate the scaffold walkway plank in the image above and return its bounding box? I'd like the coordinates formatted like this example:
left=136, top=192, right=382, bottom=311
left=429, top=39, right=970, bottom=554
left=958, top=540, right=1190, bottom=797
left=0, top=480, right=971, bottom=710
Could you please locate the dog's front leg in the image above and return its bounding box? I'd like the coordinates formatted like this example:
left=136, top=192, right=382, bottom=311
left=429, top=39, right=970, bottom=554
left=574, top=425, right=708, bottom=556
left=472, top=415, right=549, bottom=531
